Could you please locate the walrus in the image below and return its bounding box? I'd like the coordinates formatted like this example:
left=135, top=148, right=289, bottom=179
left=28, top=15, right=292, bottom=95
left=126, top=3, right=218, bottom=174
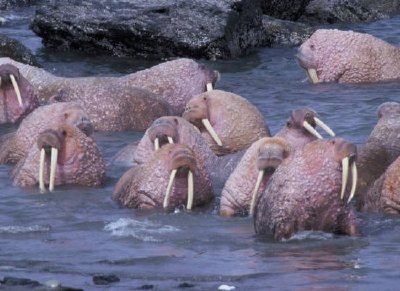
left=220, top=137, right=292, bottom=217
left=182, top=89, right=270, bottom=156
left=0, top=102, right=93, bottom=164
left=12, top=124, right=106, bottom=191
left=0, top=63, right=39, bottom=123
left=112, top=143, right=214, bottom=211
left=360, top=156, right=400, bottom=214
left=356, top=102, right=400, bottom=209
left=0, top=57, right=219, bottom=115
left=254, top=138, right=359, bottom=240
left=275, top=107, right=335, bottom=150
left=297, top=29, right=400, bottom=84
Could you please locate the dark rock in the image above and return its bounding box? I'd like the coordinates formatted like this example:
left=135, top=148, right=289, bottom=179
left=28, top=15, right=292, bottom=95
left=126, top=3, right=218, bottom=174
left=301, top=0, right=400, bottom=24
left=261, top=16, right=314, bottom=47
left=0, top=0, right=35, bottom=10
left=261, top=0, right=312, bottom=21
left=0, top=35, right=39, bottom=66
left=1, top=277, right=40, bottom=287
left=92, top=274, right=120, bottom=285
left=178, top=282, right=195, bottom=288
left=137, top=284, right=154, bottom=290
left=31, top=0, right=264, bottom=60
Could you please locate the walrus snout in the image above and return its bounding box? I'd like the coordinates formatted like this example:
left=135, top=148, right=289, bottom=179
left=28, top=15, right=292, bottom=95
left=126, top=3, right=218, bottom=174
left=37, top=129, right=63, bottom=153
left=0, top=64, right=20, bottom=84
left=170, top=146, right=196, bottom=173
left=148, top=118, right=179, bottom=149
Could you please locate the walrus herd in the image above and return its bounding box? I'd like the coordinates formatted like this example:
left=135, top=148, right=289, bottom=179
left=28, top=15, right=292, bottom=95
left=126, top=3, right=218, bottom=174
left=1, top=28, right=400, bottom=240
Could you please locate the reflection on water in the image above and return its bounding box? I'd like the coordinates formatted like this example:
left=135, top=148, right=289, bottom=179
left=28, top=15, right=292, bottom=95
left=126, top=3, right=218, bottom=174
left=1, top=6, right=400, bottom=290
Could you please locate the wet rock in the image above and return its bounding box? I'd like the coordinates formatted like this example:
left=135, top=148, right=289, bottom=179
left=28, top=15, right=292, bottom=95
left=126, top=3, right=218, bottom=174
left=137, top=284, right=154, bottom=290
left=261, top=0, right=312, bottom=21
left=178, top=282, right=195, bottom=288
left=0, top=35, right=39, bottom=66
left=31, top=0, right=264, bottom=60
left=1, top=277, right=40, bottom=287
left=301, top=0, right=400, bottom=24
left=261, top=15, right=315, bottom=47
left=92, top=274, right=120, bottom=285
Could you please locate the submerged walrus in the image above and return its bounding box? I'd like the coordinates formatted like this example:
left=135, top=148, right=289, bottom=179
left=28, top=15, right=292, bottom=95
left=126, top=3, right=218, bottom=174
left=12, top=124, right=106, bottom=191
left=0, top=63, right=38, bottom=123
left=275, top=107, right=335, bottom=150
left=254, top=138, right=359, bottom=240
left=0, top=102, right=93, bottom=164
left=183, top=89, right=270, bottom=156
left=0, top=57, right=219, bottom=116
left=220, top=137, right=292, bottom=217
left=356, top=102, right=400, bottom=209
left=297, top=29, right=400, bottom=84
left=112, top=143, right=214, bottom=211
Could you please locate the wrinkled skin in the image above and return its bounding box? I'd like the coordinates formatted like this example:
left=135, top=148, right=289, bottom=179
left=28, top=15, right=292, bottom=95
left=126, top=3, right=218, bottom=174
left=361, top=156, right=400, bottom=214
left=275, top=107, right=332, bottom=150
left=220, top=137, right=292, bottom=217
left=48, top=83, right=171, bottom=131
left=356, top=102, right=400, bottom=209
left=12, top=124, right=106, bottom=188
left=183, top=90, right=270, bottom=156
left=0, top=102, right=93, bottom=164
left=0, top=63, right=38, bottom=123
left=0, top=57, right=219, bottom=115
left=254, top=138, right=359, bottom=240
left=297, top=29, right=400, bottom=84
left=112, top=116, right=242, bottom=188
left=112, top=143, right=214, bottom=210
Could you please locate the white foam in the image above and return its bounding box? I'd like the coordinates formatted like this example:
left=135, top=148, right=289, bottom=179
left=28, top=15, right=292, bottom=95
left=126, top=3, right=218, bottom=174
left=0, top=225, right=51, bottom=234
left=284, top=231, right=334, bottom=242
left=104, top=218, right=180, bottom=242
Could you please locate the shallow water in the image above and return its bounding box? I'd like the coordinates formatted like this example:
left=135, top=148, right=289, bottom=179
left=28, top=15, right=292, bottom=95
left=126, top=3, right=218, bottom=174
left=1, top=6, right=400, bottom=290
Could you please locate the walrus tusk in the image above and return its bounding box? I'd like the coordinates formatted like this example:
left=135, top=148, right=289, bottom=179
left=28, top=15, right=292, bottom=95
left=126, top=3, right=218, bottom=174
left=206, top=83, right=213, bottom=91
left=303, top=121, right=323, bottom=139
left=307, top=68, right=319, bottom=84
left=167, top=136, right=174, bottom=144
left=154, top=138, right=160, bottom=151
left=314, top=117, right=335, bottom=137
left=187, top=170, right=194, bottom=210
left=202, top=118, right=222, bottom=146
left=39, top=148, right=46, bottom=193
left=49, top=147, right=58, bottom=192
left=163, top=169, right=177, bottom=209
left=10, top=74, right=23, bottom=107
left=341, top=157, right=349, bottom=200
left=347, top=162, right=357, bottom=203
left=249, top=170, right=264, bottom=216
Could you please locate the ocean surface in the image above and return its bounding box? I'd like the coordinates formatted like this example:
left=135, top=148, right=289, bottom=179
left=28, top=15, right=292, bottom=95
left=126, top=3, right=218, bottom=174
left=1, top=6, right=400, bottom=290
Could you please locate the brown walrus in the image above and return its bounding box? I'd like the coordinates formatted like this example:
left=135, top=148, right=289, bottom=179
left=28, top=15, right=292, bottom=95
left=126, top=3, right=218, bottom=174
left=112, top=143, right=214, bottom=211
left=254, top=138, right=359, bottom=240
left=0, top=63, right=38, bottom=123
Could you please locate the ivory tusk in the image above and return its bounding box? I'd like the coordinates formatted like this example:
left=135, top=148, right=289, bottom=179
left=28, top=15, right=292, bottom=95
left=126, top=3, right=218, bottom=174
left=341, top=157, right=349, bottom=200
left=307, top=68, right=319, bottom=84
left=49, top=148, right=58, bottom=192
left=314, top=117, right=335, bottom=137
left=39, top=148, right=46, bottom=193
left=303, top=121, right=323, bottom=139
left=10, top=74, right=23, bottom=107
left=163, top=169, right=177, bottom=209
left=154, top=138, right=160, bottom=151
left=187, top=170, right=194, bottom=210
left=249, top=170, right=264, bottom=216
left=167, top=136, right=174, bottom=144
left=348, top=162, right=357, bottom=203
left=202, top=118, right=222, bottom=146
left=206, top=83, right=213, bottom=91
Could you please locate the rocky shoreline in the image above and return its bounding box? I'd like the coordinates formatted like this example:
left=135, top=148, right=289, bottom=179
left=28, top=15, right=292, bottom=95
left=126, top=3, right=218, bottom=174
left=1, top=0, right=400, bottom=62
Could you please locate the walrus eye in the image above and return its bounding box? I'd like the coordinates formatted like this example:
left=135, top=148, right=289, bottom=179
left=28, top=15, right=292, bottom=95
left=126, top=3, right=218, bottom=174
left=203, top=97, right=207, bottom=101
left=173, top=118, right=178, bottom=125
left=330, top=140, right=335, bottom=145
left=310, top=44, right=315, bottom=50
left=286, top=121, right=291, bottom=128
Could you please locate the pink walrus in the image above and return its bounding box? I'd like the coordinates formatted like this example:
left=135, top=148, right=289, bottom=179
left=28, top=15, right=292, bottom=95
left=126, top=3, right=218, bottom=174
left=297, top=29, right=400, bottom=84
